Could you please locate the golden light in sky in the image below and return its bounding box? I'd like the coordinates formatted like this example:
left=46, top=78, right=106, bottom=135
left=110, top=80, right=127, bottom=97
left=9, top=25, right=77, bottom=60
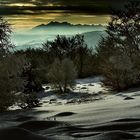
left=0, top=0, right=129, bottom=31
left=7, top=3, right=36, bottom=7
left=7, top=14, right=110, bottom=31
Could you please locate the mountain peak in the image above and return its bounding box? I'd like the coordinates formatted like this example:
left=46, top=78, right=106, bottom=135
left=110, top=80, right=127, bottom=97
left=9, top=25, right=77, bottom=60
left=31, top=21, right=73, bottom=31
left=31, top=21, right=106, bottom=34
left=47, top=21, right=72, bottom=26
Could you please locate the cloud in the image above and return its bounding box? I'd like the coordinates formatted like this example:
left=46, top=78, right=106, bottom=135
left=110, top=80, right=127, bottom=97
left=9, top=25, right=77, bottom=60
left=0, top=0, right=135, bottom=16
left=0, top=0, right=138, bottom=30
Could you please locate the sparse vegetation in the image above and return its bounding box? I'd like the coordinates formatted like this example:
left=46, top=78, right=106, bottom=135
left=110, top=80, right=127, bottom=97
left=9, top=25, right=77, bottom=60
left=0, top=17, right=26, bottom=111
left=43, top=35, right=96, bottom=78
left=47, top=58, right=77, bottom=93
left=96, top=1, right=140, bottom=91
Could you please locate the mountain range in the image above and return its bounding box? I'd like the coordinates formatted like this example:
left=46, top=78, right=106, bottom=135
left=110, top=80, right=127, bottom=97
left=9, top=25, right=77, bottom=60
left=11, top=22, right=107, bottom=50
left=30, top=21, right=106, bottom=35
left=32, top=21, right=104, bottom=28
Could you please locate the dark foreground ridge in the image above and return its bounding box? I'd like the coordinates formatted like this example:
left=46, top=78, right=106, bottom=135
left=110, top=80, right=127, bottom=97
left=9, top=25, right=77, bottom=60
left=0, top=127, right=53, bottom=140
left=1, top=114, right=140, bottom=140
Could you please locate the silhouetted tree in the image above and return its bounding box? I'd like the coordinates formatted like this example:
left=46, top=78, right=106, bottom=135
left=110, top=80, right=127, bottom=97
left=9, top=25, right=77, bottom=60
left=47, top=58, right=77, bottom=93
left=0, top=17, right=27, bottom=111
left=0, top=55, right=26, bottom=111
left=96, top=1, right=140, bottom=91
left=15, top=48, right=49, bottom=84
left=43, top=35, right=94, bottom=77
left=0, top=17, right=14, bottom=57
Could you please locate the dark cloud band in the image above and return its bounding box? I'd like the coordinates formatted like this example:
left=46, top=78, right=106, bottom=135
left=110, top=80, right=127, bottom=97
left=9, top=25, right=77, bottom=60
left=0, top=0, right=138, bottom=16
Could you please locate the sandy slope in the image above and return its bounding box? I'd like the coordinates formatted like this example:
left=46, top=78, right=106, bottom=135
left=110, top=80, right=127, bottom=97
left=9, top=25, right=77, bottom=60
left=1, top=77, right=140, bottom=140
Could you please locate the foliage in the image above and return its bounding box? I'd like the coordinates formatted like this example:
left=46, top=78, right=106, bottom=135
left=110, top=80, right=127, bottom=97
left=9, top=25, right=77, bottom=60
left=0, top=55, right=26, bottom=111
left=15, top=50, right=43, bottom=109
left=17, top=92, right=39, bottom=109
left=43, top=35, right=95, bottom=77
left=0, top=17, right=14, bottom=56
left=22, top=63, right=43, bottom=93
left=15, top=48, right=48, bottom=84
left=0, top=17, right=27, bottom=111
left=47, top=58, right=77, bottom=93
left=96, top=1, right=140, bottom=91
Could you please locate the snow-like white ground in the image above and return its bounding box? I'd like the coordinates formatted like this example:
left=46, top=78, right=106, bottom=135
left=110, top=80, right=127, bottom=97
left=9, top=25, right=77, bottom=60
left=75, top=76, right=105, bottom=93
left=36, top=92, right=139, bottom=124
left=34, top=76, right=140, bottom=126
left=39, top=76, right=108, bottom=106
left=2, top=76, right=140, bottom=140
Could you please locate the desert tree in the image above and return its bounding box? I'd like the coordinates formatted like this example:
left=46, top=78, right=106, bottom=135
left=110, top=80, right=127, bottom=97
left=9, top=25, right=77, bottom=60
left=47, top=58, right=77, bottom=93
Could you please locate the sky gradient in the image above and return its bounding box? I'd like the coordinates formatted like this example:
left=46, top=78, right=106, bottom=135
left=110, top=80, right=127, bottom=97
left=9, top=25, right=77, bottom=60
left=0, top=0, right=133, bottom=31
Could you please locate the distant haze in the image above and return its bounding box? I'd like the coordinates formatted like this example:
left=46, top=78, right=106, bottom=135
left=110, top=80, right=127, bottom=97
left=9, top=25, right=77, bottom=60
left=11, top=22, right=107, bottom=50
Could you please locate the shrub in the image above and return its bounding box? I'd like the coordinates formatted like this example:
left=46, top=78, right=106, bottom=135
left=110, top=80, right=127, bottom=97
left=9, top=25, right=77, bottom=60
left=96, top=1, right=140, bottom=91
left=0, top=55, right=26, bottom=111
left=0, top=17, right=26, bottom=111
left=47, top=58, right=77, bottom=93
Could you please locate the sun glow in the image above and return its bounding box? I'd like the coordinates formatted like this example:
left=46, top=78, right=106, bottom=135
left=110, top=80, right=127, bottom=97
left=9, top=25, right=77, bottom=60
left=8, top=3, right=35, bottom=7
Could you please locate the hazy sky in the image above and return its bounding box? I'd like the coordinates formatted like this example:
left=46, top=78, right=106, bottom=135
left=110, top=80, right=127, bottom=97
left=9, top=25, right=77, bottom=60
left=0, top=0, right=133, bottom=31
